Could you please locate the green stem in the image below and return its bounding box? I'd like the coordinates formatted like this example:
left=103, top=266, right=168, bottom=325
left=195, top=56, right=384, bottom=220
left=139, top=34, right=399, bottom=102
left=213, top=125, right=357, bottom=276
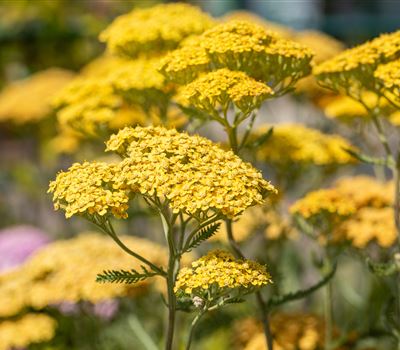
left=324, top=278, right=334, bottom=350
left=185, top=311, right=205, bottom=350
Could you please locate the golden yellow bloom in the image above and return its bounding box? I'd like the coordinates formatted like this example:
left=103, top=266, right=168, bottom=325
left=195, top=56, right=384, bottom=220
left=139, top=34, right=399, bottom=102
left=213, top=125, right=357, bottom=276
left=48, top=161, right=129, bottom=219
left=314, top=30, right=400, bottom=93
left=335, top=207, right=396, bottom=248
left=290, top=188, right=356, bottom=221
left=0, top=233, right=167, bottom=317
left=178, top=68, right=274, bottom=115
left=0, top=313, right=56, bottom=350
left=99, top=3, right=214, bottom=58
left=106, top=126, right=276, bottom=218
left=239, top=313, right=325, bottom=350
left=222, top=11, right=294, bottom=39
left=174, top=250, right=271, bottom=295
left=374, top=58, right=400, bottom=104
left=160, top=20, right=313, bottom=92
left=0, top=68, right=74, bottom=124
left=334, top=176, right=393, bottom=209
left=255, top=124, right=355, bottom=166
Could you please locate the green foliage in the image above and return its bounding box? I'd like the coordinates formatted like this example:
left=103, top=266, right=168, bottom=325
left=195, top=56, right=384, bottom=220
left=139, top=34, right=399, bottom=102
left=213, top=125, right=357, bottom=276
left=246, top=127, right=274, bottom=149
left=344, top=147, right=394, bottom=167
left=96, top=266, right=159, bottom=284
left=185, top=223, right=221, bottom=252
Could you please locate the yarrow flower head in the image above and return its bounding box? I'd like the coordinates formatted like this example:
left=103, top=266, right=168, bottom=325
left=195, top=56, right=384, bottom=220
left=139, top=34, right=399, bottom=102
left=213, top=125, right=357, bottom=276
left=0, top=68, right=74, bottom=124
left=374, top=58, right=400, bottom=103
left=0, top=233, right=167, bottom=317
left=0, top=313, right=57, bottom=350
left=48, top=161, right=129, bottom=219
left=105, top=126, right=276, bottom=218
left=177, top=68, right=274, bottom=115
left=314, top=30, right=400, bottom=95
left=160, top=20, right=313, bottom=94
left=99, top=3, right=214, bottom=58
left=174, top=250, right=271, bottom=297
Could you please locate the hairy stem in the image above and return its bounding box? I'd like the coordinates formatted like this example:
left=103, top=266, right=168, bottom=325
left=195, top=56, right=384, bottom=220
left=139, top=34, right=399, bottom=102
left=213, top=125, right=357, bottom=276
left=185, top=311, right=204, bottom=350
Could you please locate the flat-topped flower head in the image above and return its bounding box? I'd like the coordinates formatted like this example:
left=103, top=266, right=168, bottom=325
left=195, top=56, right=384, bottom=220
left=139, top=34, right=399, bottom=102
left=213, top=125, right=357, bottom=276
left=174, top=250, right=271, bottom=296
left=0, top=68, right=74, bottom=124
left=255, top=124, right=355, bottom=166
left=0, top=313, right=56, bottom=350
left=0, top=233, right=167, bottom=317
left=314, top=30, right=400, bottom=94
left=177, top=68, right=274, bottom=115
left=106, top=126, right=276, bottom=218
left=48, top=161, right=129, bottom=219
left=160, top=20, right=313, bottom=93
left=99, top=3, right=214, bottom=58
left=335, top=207, right=396, bottom=248
left=374, top=58, right=400, bottom=104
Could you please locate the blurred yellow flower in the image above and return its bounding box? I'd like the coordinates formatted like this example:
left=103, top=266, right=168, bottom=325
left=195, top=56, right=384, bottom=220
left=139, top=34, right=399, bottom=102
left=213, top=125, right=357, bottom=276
left=0, top=313, right=56, bottom=350
left=0, top=233, right=167, bottom=317
left=0, top=68, right=74, bottom=124
left=99, top=3, right=214, bottom=58
left=255, top=124, right=355, bottom=166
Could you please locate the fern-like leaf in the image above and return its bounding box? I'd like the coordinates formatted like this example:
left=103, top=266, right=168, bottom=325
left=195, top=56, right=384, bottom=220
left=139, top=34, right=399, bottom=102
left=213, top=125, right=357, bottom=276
left=246, top=127, right=273, bottom=149
left=96, top=266, right=159, bottom=284
left=185, top=223, right=221, bottom=252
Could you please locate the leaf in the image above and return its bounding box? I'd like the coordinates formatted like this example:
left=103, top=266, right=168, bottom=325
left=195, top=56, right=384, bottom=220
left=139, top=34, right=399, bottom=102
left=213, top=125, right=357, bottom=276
left=267, top=263, right=337, bottom=308
left=185, top=223, right=221, bottom=252
left=178, top=104, right=209, bottom=121
left=246, top=127, right=273, bottom=149
left=224, top=297, right=245, bottom=305
left=343, top=147, right=394, bottom=167
left=96, top=266, right=159, bottom=284
left=367, top=258, right=398, bottom=277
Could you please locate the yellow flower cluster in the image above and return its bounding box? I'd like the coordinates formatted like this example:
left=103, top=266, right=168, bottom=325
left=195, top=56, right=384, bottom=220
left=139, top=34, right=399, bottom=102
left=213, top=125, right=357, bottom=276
left=314, top=30, right=400, bottom=93
left=0, top=233, right=167, bottom=317
left=374, top=58, right=400, bottom=100
left=99, top=3, right=214, bottom=58
left=174, top=250, right=271, bottom=295
left=160, top=20, right=313, bottom=94
left=0, top=313, right=56, bottom=350
left=48, top=161, right=129, bottom=219
left=0, top=68, right=74, bottom=124
left=178, top=68, right=274, bottom=114
left=336, top=207, right=396, bottom=248
left=255, top=124, right=355, bottom=166
left=106, top=126, right=276, bottom=218
left=290, top=188, right=357, bottom=220
left=291, top=176, right=395, bottom=248
left=240, top=313, right=325, bottom=350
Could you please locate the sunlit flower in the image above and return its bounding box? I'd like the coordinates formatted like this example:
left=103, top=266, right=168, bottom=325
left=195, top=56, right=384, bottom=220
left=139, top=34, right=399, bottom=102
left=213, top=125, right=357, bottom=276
left=174, top=250, right=271, bottom=295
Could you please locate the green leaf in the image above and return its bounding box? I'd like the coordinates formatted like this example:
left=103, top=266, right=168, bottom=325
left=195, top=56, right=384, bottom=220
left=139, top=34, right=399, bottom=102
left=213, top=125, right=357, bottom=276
left=96, top=266, right=159, bottom=284
left=185, top=223, right=221, bottom=252
left=268, top=263, right=337, bottom=308
left=367, top=258, right=398, bottom=277
left=343, top=147, right=394, bottom=167
left=246, top=127, right=274, bottom=149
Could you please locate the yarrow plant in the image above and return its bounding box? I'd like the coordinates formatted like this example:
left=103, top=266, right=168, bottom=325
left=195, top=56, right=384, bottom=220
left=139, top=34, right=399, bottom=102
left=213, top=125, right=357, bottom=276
left=48, top=125, right=276, bottom=350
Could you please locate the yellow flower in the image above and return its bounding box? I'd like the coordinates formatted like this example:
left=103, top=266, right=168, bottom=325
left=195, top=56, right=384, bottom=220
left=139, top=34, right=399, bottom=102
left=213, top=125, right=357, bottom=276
left=48, top=161, right=129, bottom=219
left=0, top=68, right=74, bottom=124
left=177, top=68, right=274, bottom=115
left=255, top=124, right=355, bottom=166
left=238, top=313, right=326, bottom=350
left=106, top=126, right=276, bottom=218
left=0, top=233, right=167, bottom=317
left=174, top=250, right=271, bottom=295
left=374, top=58, right=400, bottom=106
left=0, top=313, right=56, bottom=350
left=99, top=3, right=214, bottom=58
left=314, top=30, right=400, bottom=94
